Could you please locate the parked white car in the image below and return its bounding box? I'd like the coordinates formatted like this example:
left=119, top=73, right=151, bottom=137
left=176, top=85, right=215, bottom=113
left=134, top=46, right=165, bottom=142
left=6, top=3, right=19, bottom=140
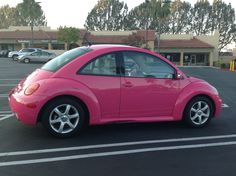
left=8, top=48, right=42, bottom=60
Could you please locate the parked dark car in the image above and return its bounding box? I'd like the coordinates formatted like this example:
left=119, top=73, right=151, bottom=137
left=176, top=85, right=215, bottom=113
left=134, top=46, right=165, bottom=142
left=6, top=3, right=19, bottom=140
left=0, top=50, right=10, bottom=57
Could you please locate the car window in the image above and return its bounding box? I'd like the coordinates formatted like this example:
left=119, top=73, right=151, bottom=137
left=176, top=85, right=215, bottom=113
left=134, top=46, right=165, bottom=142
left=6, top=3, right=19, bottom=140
left=41, top=47, right=92, bottom=72
left=31, top=52, right=41, bottom=56
left=21, top=49, right=29, bottom=52
left=80, top=53, right=117, bottom=76
left=123, top=51, right=175, bottom=79
left=28, top=49, right=35, bottom=52
left=20, top=48, right=35, bottom=53
left=42, top=52, right=49, bottom=56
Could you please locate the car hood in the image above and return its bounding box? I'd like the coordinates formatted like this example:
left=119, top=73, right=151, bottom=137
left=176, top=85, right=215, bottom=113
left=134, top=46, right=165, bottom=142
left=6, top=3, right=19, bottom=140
left=9, top=51, right=18, bottom=54
left=188, top=76, right=206, bottom=83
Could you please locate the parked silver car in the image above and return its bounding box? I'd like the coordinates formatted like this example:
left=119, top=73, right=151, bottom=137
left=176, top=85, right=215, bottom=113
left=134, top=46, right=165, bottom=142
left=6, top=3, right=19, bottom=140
left=18, top=51, right=56, bottom=63
left=8, top=48, right=42, bottom=60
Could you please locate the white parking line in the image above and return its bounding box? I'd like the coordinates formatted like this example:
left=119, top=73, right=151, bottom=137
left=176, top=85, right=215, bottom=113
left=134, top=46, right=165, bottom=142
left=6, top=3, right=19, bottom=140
left=0, top=94, right=8, bottom=98
left=0, top=84, right=16, bottom=86
left=0, top=79, right=21, bottom=80
left=0, top=111, right=12, bottom=114
left=0, top=114, right=14, bottom=121
left=222, top=104, right=229, bottom=108
left=1, top=140, right=236, bottom=167
left=1, top=134, right=236, bottom=157
left=0, top=114, right=11, bottom=117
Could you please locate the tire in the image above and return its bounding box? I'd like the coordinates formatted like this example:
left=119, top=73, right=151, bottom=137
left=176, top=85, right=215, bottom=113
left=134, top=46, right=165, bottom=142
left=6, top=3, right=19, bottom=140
left=183, top=96, right=214, bottom=128
left=12, top=55, right=18, bottom=61
left=42, top=98, right=86, bottom=138
left=24, top=58, right=30, bottom=63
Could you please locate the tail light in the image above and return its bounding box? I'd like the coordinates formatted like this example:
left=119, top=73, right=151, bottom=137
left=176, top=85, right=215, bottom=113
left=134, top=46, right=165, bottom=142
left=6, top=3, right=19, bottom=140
left=24, top=83, right=40, bottom=95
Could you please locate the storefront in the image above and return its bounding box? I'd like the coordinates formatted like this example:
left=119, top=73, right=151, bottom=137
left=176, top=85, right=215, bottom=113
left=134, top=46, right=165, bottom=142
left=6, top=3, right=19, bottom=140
left=159, top=37, right=215, bottom=66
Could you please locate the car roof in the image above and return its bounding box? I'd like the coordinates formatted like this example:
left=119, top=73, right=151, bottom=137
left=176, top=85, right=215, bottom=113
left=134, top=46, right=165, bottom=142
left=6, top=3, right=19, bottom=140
left=89, top=44, right=137, bottom=51
left=21, top=48, right=42, bottom=50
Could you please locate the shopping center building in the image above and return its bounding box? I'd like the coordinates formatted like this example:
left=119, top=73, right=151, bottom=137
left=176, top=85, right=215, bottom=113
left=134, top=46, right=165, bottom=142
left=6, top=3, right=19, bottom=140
left=0, top=26, right=219, bottom=66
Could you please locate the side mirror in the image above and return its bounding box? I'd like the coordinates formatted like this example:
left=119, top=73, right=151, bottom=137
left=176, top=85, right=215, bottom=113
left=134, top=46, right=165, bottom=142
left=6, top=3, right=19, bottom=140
left=174, top=73, right=184, bottom=80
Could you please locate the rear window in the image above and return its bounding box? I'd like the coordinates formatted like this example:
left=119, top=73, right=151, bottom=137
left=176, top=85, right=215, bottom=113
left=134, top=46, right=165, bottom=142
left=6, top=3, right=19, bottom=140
left=41, top=47, right=92, bottom=72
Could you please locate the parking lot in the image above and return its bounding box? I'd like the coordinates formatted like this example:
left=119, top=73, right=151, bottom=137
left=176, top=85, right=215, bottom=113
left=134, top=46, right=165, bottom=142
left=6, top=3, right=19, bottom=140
left=0, top=57, right=236, bottom=176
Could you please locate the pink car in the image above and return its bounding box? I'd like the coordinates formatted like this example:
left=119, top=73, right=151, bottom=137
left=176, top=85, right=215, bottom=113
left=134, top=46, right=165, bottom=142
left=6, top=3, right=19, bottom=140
left=9, top=45, right=222, bottom=137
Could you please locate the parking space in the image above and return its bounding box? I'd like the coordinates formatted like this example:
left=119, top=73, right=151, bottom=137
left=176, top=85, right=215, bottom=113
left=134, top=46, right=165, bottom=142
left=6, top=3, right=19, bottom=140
left=0, top=58, right=236, bottom=175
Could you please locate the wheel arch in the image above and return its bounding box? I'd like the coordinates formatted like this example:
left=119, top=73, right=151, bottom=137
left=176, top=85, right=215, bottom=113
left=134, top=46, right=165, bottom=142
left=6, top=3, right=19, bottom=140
left=12, top=54, right=18, bottom=57
left=182, top=94, right=216, bottom=119
left=173, top=92, right=217, bottom=121
left=37, top=95, right=90, bottom=126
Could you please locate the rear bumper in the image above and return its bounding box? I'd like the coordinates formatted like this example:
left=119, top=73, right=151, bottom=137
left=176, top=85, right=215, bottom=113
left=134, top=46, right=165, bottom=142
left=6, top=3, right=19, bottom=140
left=9, top=91, right=46, bottom=125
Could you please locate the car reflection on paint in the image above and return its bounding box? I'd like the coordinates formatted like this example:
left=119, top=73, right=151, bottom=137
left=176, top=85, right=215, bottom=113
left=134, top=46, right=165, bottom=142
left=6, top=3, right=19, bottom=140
left=9, top=45, right=222, bottom=138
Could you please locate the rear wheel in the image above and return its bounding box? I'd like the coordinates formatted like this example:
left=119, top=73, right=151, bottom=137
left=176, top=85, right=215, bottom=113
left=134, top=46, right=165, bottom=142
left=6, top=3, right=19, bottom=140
left=184, top=96, right=213, bottom=128
left=42, top=98, right=86, bottom=137
left=24, top=58, right=30, bottom=63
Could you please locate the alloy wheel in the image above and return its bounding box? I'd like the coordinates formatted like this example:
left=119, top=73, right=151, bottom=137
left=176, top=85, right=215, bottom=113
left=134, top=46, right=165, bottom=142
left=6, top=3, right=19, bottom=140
left=190, top=101, right=210, bottom=125
left=49, top=104, right=80, bottom=134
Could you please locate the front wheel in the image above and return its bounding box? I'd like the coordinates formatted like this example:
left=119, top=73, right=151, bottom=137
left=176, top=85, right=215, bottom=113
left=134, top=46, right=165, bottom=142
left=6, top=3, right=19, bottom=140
left=42, top=98, right=86, bottom=137
left=12, top=55, right=18, bottom=61
left=184, top=96, right=214, bottom=128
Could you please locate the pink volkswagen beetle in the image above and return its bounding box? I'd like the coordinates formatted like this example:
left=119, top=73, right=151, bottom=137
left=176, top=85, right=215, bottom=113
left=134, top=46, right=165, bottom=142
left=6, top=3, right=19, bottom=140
left=9, top=45, right=222, bottom=137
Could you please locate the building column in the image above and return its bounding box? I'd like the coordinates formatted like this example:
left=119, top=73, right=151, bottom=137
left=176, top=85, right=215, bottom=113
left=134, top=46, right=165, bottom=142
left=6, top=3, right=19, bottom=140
left=64, top=43, right=68, bottom=50
left=209, top=51, right=213, bottom=66
left=148, top=41, right=155, bottom=51
left=48, top=42, right=52, bottom=50
left=21, top=43, right=26, bottom=49
left=180, top=51, right=184, bottom=66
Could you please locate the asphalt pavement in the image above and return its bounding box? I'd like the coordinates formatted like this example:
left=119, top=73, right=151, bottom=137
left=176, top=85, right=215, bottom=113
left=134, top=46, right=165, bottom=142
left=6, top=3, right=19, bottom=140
left=0, top=58, right=236, bottom=176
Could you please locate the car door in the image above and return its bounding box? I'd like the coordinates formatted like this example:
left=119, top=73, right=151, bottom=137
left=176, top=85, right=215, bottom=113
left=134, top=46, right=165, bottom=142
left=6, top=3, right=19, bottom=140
left=78, top=52, right=121, bottom=120
left=40, top=51, right=49, bottom=62
left=120, top=51, right=181, bottom=118
left=30, top=51, right=41, bottom=62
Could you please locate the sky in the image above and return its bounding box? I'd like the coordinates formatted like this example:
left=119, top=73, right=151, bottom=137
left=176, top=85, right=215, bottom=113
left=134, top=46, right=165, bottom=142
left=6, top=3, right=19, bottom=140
left=0, top=0, right=236, bottom=29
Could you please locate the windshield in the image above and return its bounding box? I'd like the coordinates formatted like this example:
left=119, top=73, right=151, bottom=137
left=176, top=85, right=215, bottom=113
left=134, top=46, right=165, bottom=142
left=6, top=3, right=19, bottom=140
left=41, top=47, right=92, bottom=72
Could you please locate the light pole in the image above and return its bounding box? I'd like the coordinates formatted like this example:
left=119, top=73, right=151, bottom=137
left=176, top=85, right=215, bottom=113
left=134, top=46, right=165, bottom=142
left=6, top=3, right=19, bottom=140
left=30, top=1, right=41, bottom=47
left=157, top=0, right=171, bottom=53
left=145, top=0, right=150, bottom=49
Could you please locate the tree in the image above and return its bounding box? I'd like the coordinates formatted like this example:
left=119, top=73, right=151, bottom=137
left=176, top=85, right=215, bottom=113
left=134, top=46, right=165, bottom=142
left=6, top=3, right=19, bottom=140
left=125, top=0, right=171, bottom=33
left=168, top=0, right=192, bottom=34
left=124, top=1, right=151, bottom=30
left=85, top=0, right=128, bottom=31
left=16, top=0, right=47, bottom=46
left=149, top=0, right=171, bottom=52
left=0, top=5, right=19, bottom=29
left=211, top=0, right=236, bottom=51
left=123, top=33, right=145, bottom=47
left=190, top=0, right=212, bottom=35
left=58, top=26, right=80, bottom=50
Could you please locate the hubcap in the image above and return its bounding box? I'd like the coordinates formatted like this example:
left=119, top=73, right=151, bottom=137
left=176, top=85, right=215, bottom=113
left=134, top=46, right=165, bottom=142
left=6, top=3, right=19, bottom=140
left=190, top=101, right=210, bottom=125
left=49, top=104, right=80, bottom=134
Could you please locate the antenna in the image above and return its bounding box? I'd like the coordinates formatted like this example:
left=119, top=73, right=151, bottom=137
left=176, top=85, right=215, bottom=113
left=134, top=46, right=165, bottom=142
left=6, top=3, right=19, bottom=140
left=83, top=30, right=92, bottom=46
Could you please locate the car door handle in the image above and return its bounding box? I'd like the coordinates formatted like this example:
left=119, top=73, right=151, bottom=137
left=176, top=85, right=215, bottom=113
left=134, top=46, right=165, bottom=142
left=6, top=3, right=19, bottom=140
left=123, top=82, right=133, bottom=87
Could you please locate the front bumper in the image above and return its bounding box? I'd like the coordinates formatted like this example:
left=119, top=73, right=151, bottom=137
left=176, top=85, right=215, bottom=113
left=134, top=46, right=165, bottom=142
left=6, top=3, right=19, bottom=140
left=8, top=90, right=46, bottom=125
left=214, top=94, right=222, bottom=117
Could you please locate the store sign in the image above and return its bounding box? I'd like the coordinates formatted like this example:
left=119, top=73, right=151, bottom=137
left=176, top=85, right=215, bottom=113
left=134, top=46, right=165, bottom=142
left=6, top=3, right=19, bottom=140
left=51, top=40, right=58, bottom=43
left=18, top=40, right=30, bottom=43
